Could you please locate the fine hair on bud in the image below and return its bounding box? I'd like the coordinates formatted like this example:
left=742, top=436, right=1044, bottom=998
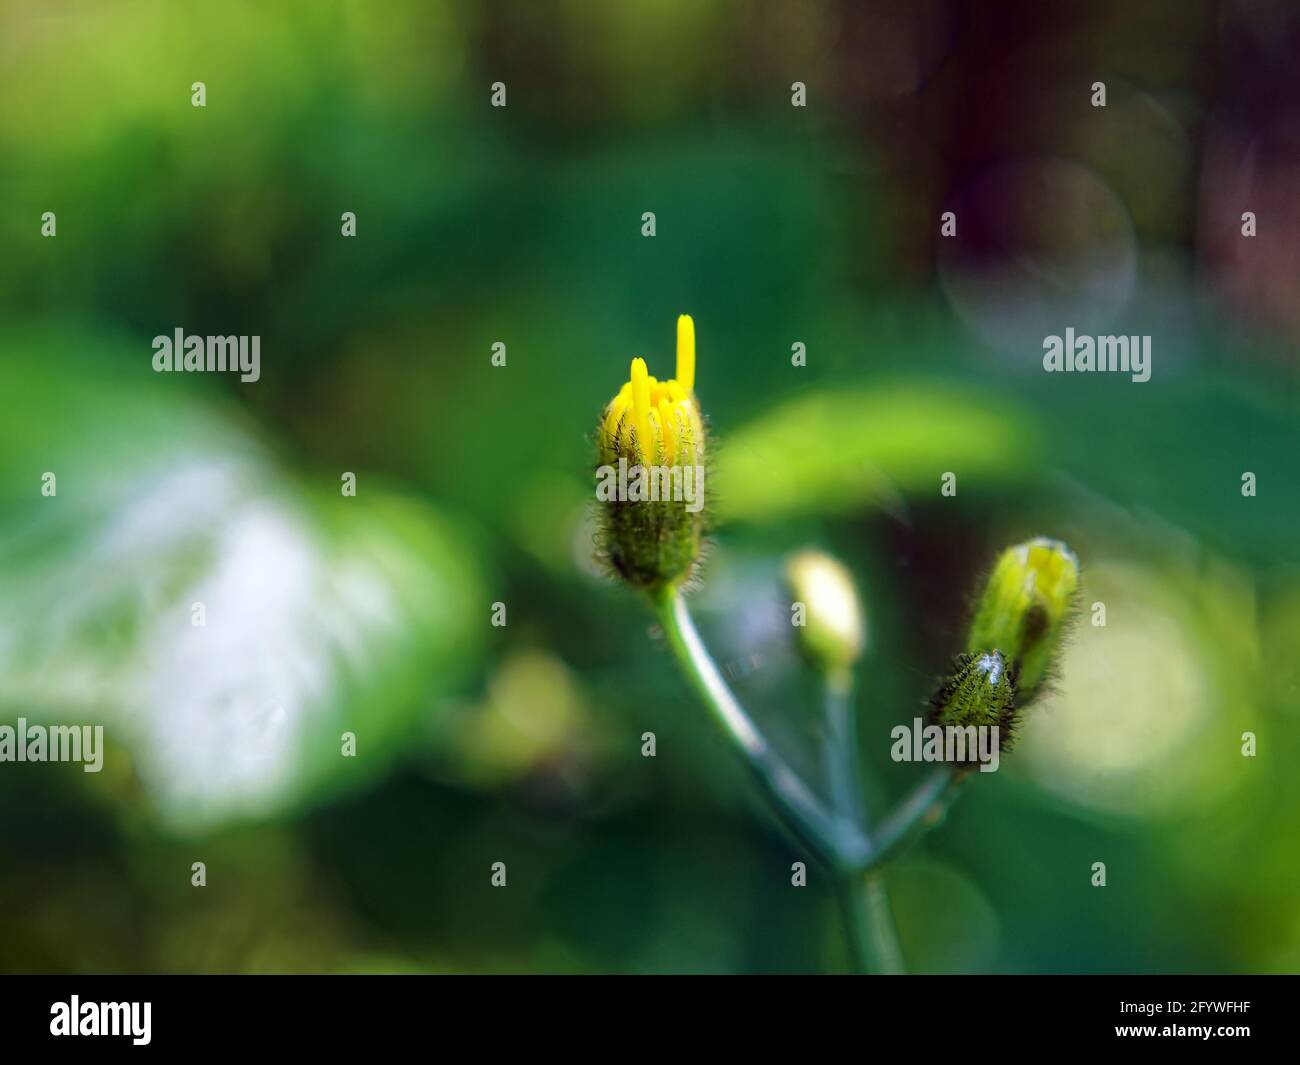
left=928, top=650, right=1019, bottom=755
left=593, top=315, right=711, bottom=592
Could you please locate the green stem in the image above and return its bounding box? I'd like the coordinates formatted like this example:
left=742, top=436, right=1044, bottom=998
left=822, top=672, right=905, bottom=973
left=833, top=874, right=875, bottom=973
left=821, top=670, right=861, bottom=827
left=833, top=872, right=906, bottom=974
left=653, top=584, right=968, bottom=976
left=870, top=765, right=967, bottom=867
left=862, top=874, right=904, bottom=974
left=654, top=585, right=870, bottom=871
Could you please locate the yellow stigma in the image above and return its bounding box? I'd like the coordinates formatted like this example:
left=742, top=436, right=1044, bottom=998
left=601, top=316, right=703, bottom=466
left=676, top=315, right=695, bottom=393
left=630, top=357, right=653, bottom=463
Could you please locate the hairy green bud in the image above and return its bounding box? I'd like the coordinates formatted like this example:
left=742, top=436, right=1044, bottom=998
left=929, top=650, right=1018, bottom=753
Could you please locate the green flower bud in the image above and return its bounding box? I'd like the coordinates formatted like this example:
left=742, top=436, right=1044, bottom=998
left=928, top=650, right=1017, bottom=752
left=785, top=549, right=866, bottom=676
left=595, top=316, right=707, bottom=590
left=966, top=537, right=1079, bottom=703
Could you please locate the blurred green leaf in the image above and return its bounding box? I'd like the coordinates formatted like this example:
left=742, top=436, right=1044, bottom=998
left=713, top=382, right=1041, bottom=523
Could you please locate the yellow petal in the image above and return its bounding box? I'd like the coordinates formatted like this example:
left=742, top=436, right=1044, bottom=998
left=657, top=398, right=677, bottom=463
left=676, top=315, right=695, bottom=393
left=603, top=389, right=631, bottom=444
left=646, top=407, right=663, bottom=464
left=679, top=400, right=703, bottom=458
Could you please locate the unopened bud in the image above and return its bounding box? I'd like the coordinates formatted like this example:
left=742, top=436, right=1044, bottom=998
left=966, top=537, right=1079, bottom=703
left=785, top=550, right=866, bottom=676
left=595, top=315, right=707, bottom=590
left=929, top=650, right=1017, bottom=753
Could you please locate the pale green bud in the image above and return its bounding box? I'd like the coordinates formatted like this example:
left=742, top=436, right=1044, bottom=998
left=786, top=550, right=866, bottom=676
left=966, top=537, right=1079, bottom=703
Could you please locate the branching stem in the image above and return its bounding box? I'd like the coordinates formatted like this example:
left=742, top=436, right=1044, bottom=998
left=653, top=584, right=971, bottom=972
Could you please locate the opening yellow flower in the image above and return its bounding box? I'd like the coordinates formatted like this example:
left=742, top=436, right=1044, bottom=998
left=600, top=315, right=704, bottom=468
left=595, top=314, right=709, bottom=590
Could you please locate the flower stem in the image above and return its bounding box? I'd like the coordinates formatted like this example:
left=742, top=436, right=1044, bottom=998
left=871, top=765, right=967, bottom=867
left=653, top=584, right=967, bottom=975
left=863, top=874, right=905, bottom=973
left=833, top=873, right=875, bottom=973
left=654, top=585, right=870, bottom=871
left=833, top=872, right=905, bottom=974
left=821, top=670, right=862, bottom=827
left=821, top=672, right=906, bottom=973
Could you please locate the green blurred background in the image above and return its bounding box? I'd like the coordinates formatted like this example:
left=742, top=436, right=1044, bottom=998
left=0, top=0, right=1297, bottom=973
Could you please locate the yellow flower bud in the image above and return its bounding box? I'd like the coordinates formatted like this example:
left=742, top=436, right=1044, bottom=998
left=595, top=315, right=707, bottom=590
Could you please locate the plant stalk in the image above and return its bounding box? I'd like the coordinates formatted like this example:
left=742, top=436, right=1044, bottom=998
left=654, top=585, right=869, bottom=870
left=822, top=670, right=906, bottom=973
left=654, top=584, right=967, bottom=973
